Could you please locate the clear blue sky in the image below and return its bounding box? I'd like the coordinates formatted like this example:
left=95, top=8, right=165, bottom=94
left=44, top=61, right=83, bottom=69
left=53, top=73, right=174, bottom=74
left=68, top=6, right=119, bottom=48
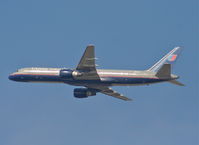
left=0, top=0, right=198, bottom=145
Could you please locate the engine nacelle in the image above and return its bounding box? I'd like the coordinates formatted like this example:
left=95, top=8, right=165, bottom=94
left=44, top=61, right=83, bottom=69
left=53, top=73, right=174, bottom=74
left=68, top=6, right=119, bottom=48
left=60, top=69, right=83, bottom=80
left=59, top=69, right=73, bottom=79
left=74, top=88, right=97, bottom=98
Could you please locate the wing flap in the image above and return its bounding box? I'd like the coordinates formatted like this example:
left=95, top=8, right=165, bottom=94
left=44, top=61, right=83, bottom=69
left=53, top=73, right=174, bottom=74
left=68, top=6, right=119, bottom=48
left=101, top=88, right=132, bottom=101
left=86, top=85, right=132, bottom=101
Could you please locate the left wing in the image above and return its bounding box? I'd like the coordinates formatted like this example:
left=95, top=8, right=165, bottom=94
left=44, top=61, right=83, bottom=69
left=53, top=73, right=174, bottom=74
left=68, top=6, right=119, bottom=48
left=86, top=85, right=132, bottom=101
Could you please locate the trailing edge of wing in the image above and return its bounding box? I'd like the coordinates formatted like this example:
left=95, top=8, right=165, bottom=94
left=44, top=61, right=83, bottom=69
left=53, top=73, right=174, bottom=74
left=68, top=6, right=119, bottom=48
left=101, top=87, right=132, bottom=101
left=86, top=85, right=132, bottom=101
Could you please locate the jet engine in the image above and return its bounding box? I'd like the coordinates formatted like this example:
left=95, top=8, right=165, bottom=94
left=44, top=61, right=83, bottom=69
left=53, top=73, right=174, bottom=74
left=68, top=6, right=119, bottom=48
left=74, top=88, right=97, bottom=98
left=59, top=69, right=73, bottom=79
left=60, top=69, right=82, bottom=79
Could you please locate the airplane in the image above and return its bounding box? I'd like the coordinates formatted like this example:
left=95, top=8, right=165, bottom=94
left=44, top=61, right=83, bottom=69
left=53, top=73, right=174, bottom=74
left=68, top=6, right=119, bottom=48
left=9, top=45, right=184, bottom=101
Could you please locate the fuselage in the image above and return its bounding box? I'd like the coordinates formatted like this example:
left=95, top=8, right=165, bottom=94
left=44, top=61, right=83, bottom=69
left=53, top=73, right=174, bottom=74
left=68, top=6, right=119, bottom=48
left=8, top=46, right=183, bottom=101
left=8, top=67, right=175, bottom=86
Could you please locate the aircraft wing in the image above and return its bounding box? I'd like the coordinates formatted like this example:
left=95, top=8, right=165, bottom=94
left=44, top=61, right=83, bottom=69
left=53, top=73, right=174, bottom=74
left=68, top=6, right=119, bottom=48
left=76, top=45, right=97, bottom=71
left=76, top=45, right=100, bottom=80
left=86, top=85, right=132, bottom=101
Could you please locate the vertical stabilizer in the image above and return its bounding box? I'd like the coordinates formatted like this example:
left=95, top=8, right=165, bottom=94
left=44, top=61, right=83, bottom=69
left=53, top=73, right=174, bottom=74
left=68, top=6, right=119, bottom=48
left=148, top=47, right=182, bottom=72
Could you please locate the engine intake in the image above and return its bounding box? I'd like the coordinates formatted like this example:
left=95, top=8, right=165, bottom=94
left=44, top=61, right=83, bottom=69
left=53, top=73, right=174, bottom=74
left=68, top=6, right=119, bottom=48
left=74, top=88, right=97, bottom=98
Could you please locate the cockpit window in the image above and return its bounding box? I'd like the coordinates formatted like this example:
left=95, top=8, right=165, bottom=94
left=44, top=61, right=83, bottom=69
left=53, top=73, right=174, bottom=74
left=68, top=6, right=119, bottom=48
left=17, top=68, right=26, bottom=72
left=16, top=69, right=22, bottom=72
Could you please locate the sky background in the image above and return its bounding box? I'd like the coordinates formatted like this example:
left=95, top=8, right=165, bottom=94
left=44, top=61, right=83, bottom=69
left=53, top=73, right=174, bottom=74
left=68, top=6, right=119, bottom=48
left=0, top=0, right=198, bottom=145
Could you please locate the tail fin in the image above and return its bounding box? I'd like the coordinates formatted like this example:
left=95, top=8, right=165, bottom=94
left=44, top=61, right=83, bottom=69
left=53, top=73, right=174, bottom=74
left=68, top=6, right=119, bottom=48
left=148, top=47, right=182, bottom=72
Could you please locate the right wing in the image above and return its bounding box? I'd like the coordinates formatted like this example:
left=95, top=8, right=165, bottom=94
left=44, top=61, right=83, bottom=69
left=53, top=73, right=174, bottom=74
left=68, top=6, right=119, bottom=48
left=75, top=45, right=100, bottom=80
left=76, top=45, right=97, bottom=71
left=86, top=85, right=132, bottom=101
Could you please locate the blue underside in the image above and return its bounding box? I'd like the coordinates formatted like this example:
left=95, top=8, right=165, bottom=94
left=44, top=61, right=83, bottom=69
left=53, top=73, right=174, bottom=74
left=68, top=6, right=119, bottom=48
left=9, top=74, right=167, bottom=85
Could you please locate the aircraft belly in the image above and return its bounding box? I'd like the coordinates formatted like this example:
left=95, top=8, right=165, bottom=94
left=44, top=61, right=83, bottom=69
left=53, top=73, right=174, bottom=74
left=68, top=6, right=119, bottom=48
left=11, top=74, right=63, bottom=83
left=10, top=72, right=165, bottom=87
left=99, top=77, right=163, bottom=86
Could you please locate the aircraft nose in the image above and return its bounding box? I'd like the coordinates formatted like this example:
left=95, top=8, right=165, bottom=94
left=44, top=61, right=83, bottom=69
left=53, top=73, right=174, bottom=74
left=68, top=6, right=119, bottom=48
left=8, top=74, right=16, bottom=81
left=9, top=74, right=13, bottom=80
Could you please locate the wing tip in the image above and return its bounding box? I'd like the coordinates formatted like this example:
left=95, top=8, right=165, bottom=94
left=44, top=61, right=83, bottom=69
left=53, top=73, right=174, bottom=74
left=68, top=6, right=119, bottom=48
left=126, top=98, right=133, bottom=101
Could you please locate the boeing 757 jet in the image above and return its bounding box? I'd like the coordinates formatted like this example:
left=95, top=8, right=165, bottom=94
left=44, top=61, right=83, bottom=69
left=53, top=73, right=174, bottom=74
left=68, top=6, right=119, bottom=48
left=9, top=45, right=184, bottom=101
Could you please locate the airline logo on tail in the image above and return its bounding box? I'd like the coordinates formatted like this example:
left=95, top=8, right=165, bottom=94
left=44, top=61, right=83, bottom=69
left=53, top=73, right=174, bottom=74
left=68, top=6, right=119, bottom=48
left=148, top=47, right=181, bottom=72
left=168, top=54, right=177, bottom=62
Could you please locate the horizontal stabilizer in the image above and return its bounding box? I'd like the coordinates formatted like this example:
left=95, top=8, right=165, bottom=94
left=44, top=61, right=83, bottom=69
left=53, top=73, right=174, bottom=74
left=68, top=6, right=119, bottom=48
left=169, top=80, right=185, bottom=86
left=155, top=64, right=171, bottom=78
